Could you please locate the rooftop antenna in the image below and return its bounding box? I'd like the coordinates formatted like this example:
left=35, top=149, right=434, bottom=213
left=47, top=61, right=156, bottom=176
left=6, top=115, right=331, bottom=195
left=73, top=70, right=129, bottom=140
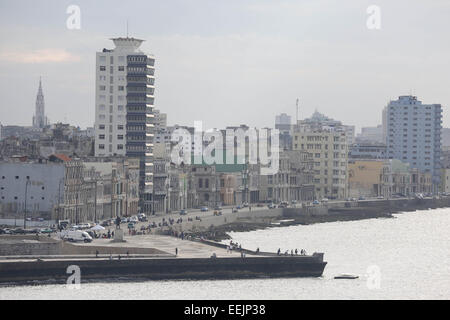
left=126, top=20, right=129, bottom=38
left=296, top=98, right=299, bottom=124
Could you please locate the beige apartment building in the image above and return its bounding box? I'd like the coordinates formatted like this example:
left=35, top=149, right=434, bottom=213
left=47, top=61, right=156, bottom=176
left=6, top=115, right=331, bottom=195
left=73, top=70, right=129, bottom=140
left=293, top=130, right=348, bottom=200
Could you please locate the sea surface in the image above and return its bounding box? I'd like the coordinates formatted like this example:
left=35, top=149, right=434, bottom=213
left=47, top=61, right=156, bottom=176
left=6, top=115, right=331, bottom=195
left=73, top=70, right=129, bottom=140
left=1, top=208, right=449, bottom=300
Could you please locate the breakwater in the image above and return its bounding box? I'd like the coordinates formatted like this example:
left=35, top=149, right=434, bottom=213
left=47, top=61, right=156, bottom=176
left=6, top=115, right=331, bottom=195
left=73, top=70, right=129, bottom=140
left=0, top=254, right=327, bottom=285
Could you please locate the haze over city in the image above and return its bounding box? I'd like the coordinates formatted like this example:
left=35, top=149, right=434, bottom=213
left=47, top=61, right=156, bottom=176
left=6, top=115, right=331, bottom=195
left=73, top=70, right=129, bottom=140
left=1, top=0, right=450, bottom=131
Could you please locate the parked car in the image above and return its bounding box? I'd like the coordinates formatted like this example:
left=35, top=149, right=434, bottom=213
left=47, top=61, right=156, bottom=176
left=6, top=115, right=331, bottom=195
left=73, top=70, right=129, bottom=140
left=313, top=200, right=320, bottom=205
left=236, top=205, right=243, bottom=209
left=278, top=201, right=289, bottom=208
left=120, top=218, right=128, bottom=224
left=180, top=209, right=187, bottom=215
left=256, top=203, right=265, bottom=207
left=321, top=198, right=329, bottom=203
left=242, top=202, right=249, bottom=207
left=12, top=228, right=26, bottom=234
left=267, top=203, right=276, bottom=209
left=101, top=220, right=111, bottom=227
left=138, top=213, right=147, bottom=222
left=200, top=206, right=209, bottom=212
left=358, top=196, right=366, bottom=201
left=214, top=206, right=222, bottom=211
left=40, top=228, right=53, bottom=234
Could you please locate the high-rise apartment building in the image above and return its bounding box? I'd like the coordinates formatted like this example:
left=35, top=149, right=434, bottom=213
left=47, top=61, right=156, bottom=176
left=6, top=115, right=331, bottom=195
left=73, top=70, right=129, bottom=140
left=94, top=37, right=155, bottom=212
left=383, top=95, right=442, bottom=191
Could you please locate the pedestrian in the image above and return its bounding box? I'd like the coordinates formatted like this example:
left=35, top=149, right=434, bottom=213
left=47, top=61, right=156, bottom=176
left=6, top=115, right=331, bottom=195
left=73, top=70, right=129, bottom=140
left=96, top=250, right=99, bottom=258
left=295, top=249, right=298, bottom=255
left=175, top=247, right=178, bottom=256
left=126, top=251, right=129, bottom=258
left=277, top=248, right=281, bottom=256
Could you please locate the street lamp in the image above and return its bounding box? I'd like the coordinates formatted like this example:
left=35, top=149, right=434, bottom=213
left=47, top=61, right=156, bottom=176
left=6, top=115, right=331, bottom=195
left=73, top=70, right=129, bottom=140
left=23, top=178, right=31, bottom=229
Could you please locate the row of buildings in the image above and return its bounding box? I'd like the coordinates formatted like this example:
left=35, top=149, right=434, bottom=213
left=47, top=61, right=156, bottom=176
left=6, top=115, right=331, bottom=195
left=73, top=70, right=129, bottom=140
left=1, top=35, right=448, bottom=223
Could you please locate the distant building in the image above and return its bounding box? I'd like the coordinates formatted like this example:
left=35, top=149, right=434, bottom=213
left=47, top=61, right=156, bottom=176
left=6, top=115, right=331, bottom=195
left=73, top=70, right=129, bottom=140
left=349, top=143, right=386, bottom=160
left=275, top=113, right=292, bottom=150
left=383, top=95, right=442, bottom=191
left=94, top=37, right=156, bottom=213
left=293, top=130, right=348, bottom=200
left=0, top=161, right=65, bottom=218
left=32, top=77, right=49, bottom=129
left=295, top=111, right=355, bottom=145
left=441, top=168, right=450, bottom=193
left=356, top=125, right=383, bottom=143
left=348, top=160, right=385, bottom=198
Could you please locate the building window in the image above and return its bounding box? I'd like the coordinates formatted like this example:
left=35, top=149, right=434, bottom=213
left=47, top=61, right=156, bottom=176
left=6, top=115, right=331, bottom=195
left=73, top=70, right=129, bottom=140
left=118, top=66, right=125, bottom=71
left=99, top=66, right=106, bottom=71
left=99, top=144, right=105, bottom=149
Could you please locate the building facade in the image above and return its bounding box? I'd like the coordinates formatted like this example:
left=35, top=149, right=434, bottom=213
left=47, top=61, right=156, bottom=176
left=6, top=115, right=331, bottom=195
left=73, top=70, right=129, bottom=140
left=383, top=95, right=442, bottom=191
left=94, top=37, right=155, bottom=212
left=293, top=130, right=348, bottom=200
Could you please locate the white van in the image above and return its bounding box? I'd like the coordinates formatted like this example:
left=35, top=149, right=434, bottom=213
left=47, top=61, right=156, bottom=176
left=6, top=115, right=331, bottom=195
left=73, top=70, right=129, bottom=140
left=61, top=230, right=93, bottom=243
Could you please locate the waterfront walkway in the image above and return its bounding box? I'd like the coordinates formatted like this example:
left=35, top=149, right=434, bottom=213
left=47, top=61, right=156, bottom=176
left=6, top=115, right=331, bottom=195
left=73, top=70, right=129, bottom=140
left=70, top=234, right=251, bottom=259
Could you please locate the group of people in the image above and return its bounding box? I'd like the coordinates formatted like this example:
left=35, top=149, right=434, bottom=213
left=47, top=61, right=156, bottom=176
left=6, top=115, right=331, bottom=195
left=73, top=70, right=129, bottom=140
left=227, top=240, right=242, bottom=253
left=277, top=248, right=307, bottom=256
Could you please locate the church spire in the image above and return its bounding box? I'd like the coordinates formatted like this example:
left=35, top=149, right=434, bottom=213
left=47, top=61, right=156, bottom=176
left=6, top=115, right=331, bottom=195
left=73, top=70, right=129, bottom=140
left=33, top=76, right=48, bottom=128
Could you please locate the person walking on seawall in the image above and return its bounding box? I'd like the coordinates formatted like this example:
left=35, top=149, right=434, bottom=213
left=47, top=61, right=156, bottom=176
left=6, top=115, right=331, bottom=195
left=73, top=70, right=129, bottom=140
left=175, top=247, right=178, bottom=256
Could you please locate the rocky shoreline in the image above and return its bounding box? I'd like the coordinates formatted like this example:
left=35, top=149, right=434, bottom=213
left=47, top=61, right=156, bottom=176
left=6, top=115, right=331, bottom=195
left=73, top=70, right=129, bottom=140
left=188, top=209, right=394, bottom=242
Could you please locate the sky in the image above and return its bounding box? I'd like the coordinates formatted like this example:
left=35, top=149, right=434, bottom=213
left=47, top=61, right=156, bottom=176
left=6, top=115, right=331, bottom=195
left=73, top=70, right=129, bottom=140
left=0, top=0, right=450, bottom=133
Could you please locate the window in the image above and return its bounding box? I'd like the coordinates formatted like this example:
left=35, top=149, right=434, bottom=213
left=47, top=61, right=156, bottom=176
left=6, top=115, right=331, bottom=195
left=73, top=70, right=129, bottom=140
left=99, top=144, right=105, bottom=149
left=99, top=85, right=106, bottom=91
left=99, top=134, right=105, bottom=139
left=118, top=66, right=125, bottom=71
left=118, top=86, right=124, bottom=91
left=117, top=144, right=124, bottom=150
left=99, top=66, right=106, bottom=71
left=117, top=135, right=124, bottom=140
left=99, top=124, right=105, bottom=130
left=118, top=125, right=124, bottom=130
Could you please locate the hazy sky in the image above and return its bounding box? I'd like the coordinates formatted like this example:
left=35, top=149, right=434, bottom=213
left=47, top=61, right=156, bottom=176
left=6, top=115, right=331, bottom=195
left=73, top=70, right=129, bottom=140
left=1, top=0, right=450, bottom=133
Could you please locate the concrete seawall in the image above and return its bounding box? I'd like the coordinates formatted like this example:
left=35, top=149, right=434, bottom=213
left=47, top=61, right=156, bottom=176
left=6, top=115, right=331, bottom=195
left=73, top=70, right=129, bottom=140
left=0, top=235, right=166, bottom=256
left=0, top=255, right=327, bottom=284
left=163, top=197, right=450, bottom=238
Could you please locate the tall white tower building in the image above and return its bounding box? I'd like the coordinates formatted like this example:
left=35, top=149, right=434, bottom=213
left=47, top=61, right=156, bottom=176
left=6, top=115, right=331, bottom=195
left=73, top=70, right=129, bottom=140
left=32, top=77, right=48, bottom=128
left=94, top=37, right=155, bottom=212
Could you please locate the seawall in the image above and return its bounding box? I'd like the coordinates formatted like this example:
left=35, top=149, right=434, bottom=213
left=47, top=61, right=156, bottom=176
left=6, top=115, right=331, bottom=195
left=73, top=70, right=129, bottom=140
left=0, top=254, right=327, bottom=284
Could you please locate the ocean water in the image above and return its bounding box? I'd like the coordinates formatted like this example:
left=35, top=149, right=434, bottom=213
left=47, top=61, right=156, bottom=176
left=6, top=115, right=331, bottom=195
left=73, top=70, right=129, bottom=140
left=1, top=208, right=449, bottom=300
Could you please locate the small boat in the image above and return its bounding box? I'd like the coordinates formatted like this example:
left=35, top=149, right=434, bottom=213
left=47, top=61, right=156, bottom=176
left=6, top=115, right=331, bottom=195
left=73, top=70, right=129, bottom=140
left=334, top=273, right=359, bottom=279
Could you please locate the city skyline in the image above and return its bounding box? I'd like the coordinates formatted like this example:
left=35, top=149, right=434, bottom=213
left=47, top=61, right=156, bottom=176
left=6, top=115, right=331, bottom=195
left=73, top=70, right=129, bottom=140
left=1, top=0, right=450, bottom=132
